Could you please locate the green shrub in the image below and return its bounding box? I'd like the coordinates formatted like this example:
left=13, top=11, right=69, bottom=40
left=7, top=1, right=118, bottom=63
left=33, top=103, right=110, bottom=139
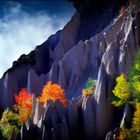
left=128, top=49, right=140, bottom=101
left=82, top=77, right=96, bottom=96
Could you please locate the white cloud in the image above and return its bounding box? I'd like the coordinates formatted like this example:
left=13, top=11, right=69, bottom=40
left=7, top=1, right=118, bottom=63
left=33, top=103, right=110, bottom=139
left=0, top=2, right=70, bottom=78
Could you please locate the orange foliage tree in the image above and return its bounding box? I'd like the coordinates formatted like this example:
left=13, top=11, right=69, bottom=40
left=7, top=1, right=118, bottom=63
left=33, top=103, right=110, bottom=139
left=39, top=81, right=68, bottom=106
left=14, top=88, right=33, bottom=123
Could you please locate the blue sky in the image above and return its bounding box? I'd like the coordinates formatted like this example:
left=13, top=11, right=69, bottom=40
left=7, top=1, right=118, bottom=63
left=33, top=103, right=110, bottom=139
left=0, top=0, right=75, bottom=78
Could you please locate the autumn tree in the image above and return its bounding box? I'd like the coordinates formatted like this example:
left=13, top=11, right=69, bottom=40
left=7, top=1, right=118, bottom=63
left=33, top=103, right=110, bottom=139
left=120, top=103, right=140, bottom=140
left=112, top=73, right=130, bottom=106
left=132, top=103, right=140, bottom=133
left=14, top=88, right=33, bottom=123
left=0, top=109, right=21, bottom=140
left=39, top=81, right=68, bottom=106
left=82, top=78, right=96, bottom=96
left=128, top=49, right=140, bottom=138
left=128, top=49, right=140, bottom=101
left=112, top=49, right=140, bottom=139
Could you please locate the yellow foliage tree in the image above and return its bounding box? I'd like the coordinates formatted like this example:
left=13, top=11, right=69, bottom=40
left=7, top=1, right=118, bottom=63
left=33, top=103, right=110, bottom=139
left=112, top=49, right=140, bottom=139
left=132, top=103, right=140, bottom=133
left=39, top=81, right=68, bottom=106
left=112, top=74, right=130, bottom=106
left=0, top=109, right=21, bottom=139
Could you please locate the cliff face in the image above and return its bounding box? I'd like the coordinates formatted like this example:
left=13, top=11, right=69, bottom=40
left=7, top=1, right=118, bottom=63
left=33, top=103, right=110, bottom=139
left=0, top=0, right=140, bottom=140
left=0, top=0, right=126, bottom=108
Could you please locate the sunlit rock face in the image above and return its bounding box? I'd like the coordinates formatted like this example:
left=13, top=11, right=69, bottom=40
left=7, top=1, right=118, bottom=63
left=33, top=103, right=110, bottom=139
left=0, top=0, right=140, bottom=140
